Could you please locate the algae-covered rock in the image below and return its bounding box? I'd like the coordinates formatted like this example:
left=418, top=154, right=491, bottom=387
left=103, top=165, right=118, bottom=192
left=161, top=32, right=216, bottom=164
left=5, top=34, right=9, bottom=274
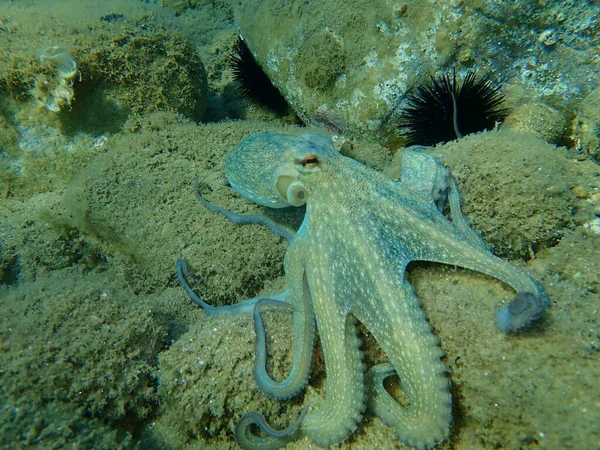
left=571, top=85, right=600, bottom=161
left=81, top=24, right=207, bottom=124
left=232, top=0, right=599, bottom=142
left=0, top=112, right=19, bottom=157
left=0, top=267, right=168, bottom=445
left=0, top=112, right=19, bottom=199
left=426, top=130, right=587, bottom=260
left=502, top=102, right=569, bottom=145
left=160, top=0, right=232, bottom=16
left=0, top=1, right=207, bottom=132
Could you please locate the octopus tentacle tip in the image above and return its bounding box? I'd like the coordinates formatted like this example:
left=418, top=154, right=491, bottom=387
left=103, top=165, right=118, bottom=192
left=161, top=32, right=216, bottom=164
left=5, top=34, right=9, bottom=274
left=495, top=291, right=547, bottom=334
left=235, top=409, right=306, bottom=450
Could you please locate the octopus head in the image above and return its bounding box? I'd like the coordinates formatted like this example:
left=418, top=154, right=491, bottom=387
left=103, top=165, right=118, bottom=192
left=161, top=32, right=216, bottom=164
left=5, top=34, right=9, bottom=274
left=226, top=132, right=335, bottom=209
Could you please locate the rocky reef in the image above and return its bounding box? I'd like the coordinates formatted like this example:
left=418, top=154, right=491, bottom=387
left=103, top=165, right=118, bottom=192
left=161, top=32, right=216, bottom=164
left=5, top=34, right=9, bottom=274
left=1, top=1, right=600, bottom=449
left=0, top=1, right=208, bottom=134
left=232, top=0, right=599, bottom=145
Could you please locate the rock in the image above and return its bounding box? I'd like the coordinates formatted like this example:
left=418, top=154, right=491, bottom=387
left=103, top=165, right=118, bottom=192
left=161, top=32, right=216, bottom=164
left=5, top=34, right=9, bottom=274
left=502, top=102, right=569, bottom=145
left=0, top=2, right=208, bottom=132
left=571, top=85, right=600, bottom=161
left=231, top=0, right=599, bottom=142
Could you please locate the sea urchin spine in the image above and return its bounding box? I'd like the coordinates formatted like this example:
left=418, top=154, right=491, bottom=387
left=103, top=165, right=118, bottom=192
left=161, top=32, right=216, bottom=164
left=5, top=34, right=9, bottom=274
left=230, top=36, right=289, bottom=114
left=399, top=70, right=508, bottom=146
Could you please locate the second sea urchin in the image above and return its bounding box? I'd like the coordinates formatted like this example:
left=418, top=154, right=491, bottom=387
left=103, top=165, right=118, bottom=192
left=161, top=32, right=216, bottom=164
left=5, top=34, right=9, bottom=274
left=399, top=70, right=508, bottom=146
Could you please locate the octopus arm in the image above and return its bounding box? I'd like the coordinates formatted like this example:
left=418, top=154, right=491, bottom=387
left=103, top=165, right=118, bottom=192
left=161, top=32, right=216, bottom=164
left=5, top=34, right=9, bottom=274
left=446, top=177, right=488, bottom=250
left=253, top=238, right=316, bottom=400
left=176, top=259, right=285, bottom=316
left=297, top=252, right=367, bottom=446
left=194, top=176, right=295, bottom=241
left=300, top=312, right=366, bottom=446
left=352, top=264, right=451, bottom=449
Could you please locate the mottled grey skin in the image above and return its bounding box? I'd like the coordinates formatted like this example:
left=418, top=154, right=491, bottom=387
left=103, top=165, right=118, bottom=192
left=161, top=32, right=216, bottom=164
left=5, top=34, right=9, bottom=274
left=178, top=132, right=547, bottom=449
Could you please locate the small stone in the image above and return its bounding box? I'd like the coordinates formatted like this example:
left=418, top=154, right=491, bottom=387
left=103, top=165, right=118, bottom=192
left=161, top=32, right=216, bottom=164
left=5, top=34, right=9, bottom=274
left=538, top=29, right=558, bottom=46
left=502, top=102, right=568, bottom=144
left=572, top=184, right=590, bottom=199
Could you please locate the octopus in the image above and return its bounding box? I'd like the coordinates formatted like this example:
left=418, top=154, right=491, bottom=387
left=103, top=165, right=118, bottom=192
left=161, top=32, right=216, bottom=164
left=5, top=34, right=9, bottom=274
left=177, top=132, right=548, bottom=449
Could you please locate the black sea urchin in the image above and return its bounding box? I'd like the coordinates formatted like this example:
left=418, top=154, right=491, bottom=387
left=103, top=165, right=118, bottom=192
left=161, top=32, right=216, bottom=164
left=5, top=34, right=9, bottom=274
left=230, top=36, right=289, bottom=114
left=399, top=70, right=508, bottom=146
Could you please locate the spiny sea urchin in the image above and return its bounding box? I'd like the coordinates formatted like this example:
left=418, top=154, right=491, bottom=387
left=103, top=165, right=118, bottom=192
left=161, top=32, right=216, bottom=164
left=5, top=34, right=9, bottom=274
left=230, top=36, right=289, bottom=114
left=399, top=70, right=508, bottom=146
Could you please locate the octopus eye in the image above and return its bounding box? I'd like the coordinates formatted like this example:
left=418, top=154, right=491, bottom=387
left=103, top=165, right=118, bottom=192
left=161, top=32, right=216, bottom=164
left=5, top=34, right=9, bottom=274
left=301, top=154, right=319, bottom=168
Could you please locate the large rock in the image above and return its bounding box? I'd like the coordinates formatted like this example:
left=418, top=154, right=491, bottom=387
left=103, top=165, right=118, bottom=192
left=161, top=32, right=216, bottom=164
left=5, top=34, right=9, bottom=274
left=0, top=0, right=207, bottom=133
left=232, top=0, right=600, bottom=142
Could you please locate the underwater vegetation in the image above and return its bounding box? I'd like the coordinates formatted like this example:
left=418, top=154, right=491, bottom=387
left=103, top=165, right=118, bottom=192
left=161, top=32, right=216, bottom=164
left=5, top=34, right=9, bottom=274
left=399, top=70, right=508, bottom=146
left=38, top=45, right=78, bottom=80
left=230, top=36, right=289, bottom=115
left=32, top=45, right=78, bottom=112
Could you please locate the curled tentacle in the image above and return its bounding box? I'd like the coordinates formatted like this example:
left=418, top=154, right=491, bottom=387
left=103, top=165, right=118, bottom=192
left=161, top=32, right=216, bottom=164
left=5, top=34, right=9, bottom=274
left=253, top=297, right=315, bottom=400
left=176, top=259, right=288, bottom=317
left=235, top=408, right=306, bottom=450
